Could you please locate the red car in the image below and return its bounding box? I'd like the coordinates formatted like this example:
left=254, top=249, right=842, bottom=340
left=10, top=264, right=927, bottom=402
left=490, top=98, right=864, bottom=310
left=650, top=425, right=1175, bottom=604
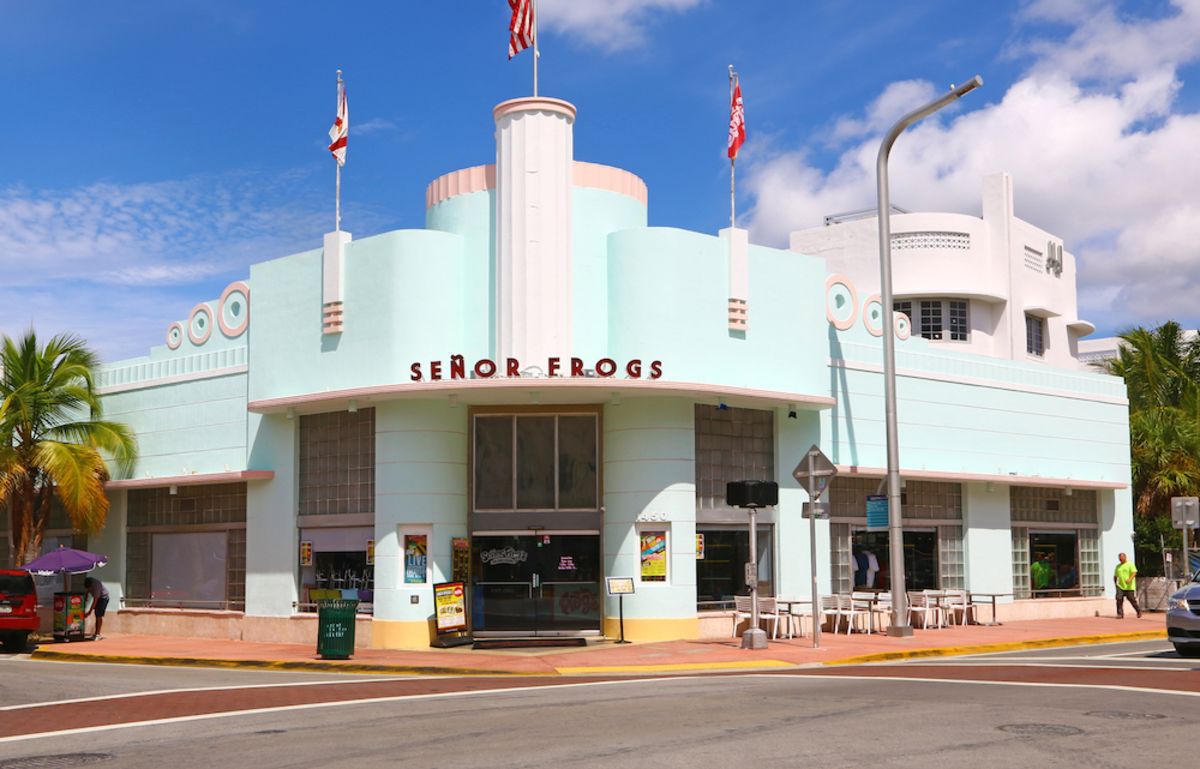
left=0, top=569, right=39, bottom=652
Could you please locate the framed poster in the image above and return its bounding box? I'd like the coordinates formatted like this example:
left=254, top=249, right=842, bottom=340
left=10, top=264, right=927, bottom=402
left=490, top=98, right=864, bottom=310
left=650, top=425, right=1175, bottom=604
left=451, top=537, right=470, bottom=583
left=366, top=539, right=375, bottom=566
left=639, top=531, right=667, bottom=582
left=404, top=534, right=428, bottom=584
left=866, top=495, right=889, bottom=532
left=299, top=540, right=313, bottom=567
left=696, top=533, right=705, bottom=560
left=433, top=581, right=468, bottom=633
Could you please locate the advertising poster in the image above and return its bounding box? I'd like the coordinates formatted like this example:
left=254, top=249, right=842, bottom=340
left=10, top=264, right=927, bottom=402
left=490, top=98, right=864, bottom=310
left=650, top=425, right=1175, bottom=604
left=451, top=537, right=470, bottom=583
left=434, top=581, right=467, bottom=632
left=366, top=539, right=375, bottom=566
left=299, top=540, right=313, bottom=567
left=696, top=533, right=705, bottom=560
left=640, top=532, right=667, bottom=582
left=404, top=534, right=428, bottom=584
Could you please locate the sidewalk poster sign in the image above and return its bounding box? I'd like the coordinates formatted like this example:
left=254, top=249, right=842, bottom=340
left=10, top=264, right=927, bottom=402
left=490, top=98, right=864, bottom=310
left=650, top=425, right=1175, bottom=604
left=434, top=581, right=468, bottom=633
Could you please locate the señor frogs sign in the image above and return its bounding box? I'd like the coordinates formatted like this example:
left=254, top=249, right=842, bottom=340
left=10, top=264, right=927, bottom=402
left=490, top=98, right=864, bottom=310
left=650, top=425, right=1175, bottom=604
left=410, top=356, right=663, bottom=382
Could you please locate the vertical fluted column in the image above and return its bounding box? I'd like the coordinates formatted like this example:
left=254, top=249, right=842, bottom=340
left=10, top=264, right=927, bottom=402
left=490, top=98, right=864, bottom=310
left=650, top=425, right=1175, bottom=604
left=493, top=97, right=575, bottom=366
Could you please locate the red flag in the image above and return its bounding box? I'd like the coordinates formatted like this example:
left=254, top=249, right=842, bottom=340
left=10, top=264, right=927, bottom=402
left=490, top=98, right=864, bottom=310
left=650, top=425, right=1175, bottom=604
left=328, top=82, right=348, bottom=167
left=728, top=82, right=745, bottom=160
left=509, top=0, right=534, bottom=59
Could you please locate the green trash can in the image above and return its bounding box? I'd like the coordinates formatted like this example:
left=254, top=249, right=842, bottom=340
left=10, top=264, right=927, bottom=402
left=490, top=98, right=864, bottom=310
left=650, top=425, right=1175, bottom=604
left=316, top=599, right=359, bottom=659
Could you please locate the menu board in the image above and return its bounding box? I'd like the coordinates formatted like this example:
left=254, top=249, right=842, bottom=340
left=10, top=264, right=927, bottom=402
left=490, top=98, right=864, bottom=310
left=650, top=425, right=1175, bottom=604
left=434, top=581, right=467, bottom=633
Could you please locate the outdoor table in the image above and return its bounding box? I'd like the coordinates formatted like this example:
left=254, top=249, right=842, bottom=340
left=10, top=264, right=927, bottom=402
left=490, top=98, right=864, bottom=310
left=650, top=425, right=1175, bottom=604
left=922, top=590, right=950, bottom=628
left=853, top=593, right=891, bottom=634
left=968, top=592, right=1011, bottom=626
left=777, top=599, right=814, bottom=639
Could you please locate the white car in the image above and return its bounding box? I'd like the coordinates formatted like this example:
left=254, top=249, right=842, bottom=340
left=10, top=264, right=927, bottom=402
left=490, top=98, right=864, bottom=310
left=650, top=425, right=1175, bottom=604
left=1166, top=571, right=1200, bottom=658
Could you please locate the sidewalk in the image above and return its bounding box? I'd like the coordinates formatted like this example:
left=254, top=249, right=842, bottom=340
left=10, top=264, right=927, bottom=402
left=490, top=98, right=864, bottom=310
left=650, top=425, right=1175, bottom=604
left=29, top=615, right=1166, bottom=676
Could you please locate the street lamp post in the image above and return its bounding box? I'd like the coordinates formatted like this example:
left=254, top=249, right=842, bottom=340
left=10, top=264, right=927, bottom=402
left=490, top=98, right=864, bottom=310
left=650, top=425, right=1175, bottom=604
left=877, top=76, right=982, bottom=637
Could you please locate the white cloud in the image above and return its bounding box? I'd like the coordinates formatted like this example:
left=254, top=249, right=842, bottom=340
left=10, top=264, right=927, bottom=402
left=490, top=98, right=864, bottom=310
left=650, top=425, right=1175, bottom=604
left=538, top=0, right=704, bottom=51
left=743, top=0, right=1200, bottom=331
left=354, top=117, right=397, bottom=135
left=0, top=169, right=392, bottom=360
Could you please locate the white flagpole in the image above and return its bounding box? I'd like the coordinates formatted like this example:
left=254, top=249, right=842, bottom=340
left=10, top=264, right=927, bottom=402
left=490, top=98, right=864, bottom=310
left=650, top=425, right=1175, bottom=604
left=533, top=0, right=540, bottom=97
left=335, top=70, right=343, bottom=232
left=729, top=65, right=736, bottom=230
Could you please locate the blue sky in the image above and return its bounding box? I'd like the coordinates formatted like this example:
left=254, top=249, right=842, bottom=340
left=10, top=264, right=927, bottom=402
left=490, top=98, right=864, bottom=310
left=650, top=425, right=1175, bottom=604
left=2, top=0, right=1199, bottom=360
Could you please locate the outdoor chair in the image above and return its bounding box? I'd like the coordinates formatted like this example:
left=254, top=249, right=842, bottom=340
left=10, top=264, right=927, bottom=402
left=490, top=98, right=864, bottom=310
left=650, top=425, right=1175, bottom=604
left=942, top=589, right=976, bottom=625
left=907, top=591, right=942, bottom=629
left=732, top=595, right=782, bottom=639
left=852, top=591, right=891, bottom=634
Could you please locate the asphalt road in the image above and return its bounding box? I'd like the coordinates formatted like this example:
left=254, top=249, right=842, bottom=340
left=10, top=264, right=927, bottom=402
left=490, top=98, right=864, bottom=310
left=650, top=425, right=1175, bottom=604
left=0, top=640, right=1194, bottom=769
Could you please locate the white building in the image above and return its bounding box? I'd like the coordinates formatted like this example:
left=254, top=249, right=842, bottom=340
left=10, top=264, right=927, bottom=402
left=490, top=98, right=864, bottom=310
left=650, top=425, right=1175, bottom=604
left=791, top=172, right=1096, bottom=368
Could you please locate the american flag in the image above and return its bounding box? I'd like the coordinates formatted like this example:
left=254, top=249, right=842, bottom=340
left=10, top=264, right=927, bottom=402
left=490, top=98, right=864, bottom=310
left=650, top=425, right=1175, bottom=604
left=728, top=81, right=745, bottom=160
left=508, top=0, right=534, bottom=59
left=328, top=81, right=348, bottom=167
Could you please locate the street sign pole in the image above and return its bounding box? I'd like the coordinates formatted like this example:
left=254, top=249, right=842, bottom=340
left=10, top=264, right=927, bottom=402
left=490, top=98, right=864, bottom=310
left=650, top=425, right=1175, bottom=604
left=747, top=505, right=761, bottom=649
left=808, top=448, right=821, bottom=649
left=793, top=444, right=838, bottom=649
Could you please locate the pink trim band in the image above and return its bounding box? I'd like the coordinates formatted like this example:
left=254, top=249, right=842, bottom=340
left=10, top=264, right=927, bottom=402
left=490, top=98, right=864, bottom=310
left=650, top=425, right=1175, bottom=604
left=425, top=161, right=648, bottom=208
left=834, top=464, right=1127, bottom=490
left=107, top=470, right=275, bottom=489
left=492, top=96, right=577, bottom=123
left=248, top=378, right=835, bottom=414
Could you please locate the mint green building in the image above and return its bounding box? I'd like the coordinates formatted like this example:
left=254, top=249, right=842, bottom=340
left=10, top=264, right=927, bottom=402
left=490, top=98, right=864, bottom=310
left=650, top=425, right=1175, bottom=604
left=13, top=96, right=1129, bottom=648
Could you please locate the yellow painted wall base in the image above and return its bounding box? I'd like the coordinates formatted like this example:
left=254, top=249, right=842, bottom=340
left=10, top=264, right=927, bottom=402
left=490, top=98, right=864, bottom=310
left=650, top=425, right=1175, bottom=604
left=603, top=616, right=699, bottom=643
left=372, top=619, right=435, bottom=649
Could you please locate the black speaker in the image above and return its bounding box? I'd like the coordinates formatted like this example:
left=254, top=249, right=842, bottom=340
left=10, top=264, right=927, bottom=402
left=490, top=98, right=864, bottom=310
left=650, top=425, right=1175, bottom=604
left=725, top=480, right=779, bottom=508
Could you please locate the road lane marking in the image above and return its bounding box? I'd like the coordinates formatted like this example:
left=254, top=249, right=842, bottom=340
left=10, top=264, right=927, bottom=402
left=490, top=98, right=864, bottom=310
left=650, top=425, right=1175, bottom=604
left=0, top=677, right=704, bottom=744
left=0, top=675, right=429, bottom=712
left=3, top=669, right=1197, bottom=746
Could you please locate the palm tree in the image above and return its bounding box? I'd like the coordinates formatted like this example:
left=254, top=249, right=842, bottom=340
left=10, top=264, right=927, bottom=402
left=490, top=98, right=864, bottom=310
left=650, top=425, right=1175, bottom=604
left=0, top=331, right=136, bottom=567
left=1101, top=322, right=1200, bottom=567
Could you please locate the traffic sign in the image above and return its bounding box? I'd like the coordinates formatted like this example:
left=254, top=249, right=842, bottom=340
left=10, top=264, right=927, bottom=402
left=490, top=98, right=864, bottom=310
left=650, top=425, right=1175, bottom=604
left=793, top=444, right=838, bottom=498
left=1172, top=496, right=1199, bottom=529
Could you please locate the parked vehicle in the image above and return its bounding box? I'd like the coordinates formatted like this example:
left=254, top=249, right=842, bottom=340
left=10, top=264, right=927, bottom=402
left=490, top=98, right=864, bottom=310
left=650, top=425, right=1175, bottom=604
left=1167, top=570, right=1200, bottom=658
left=0, top=569, right=39, bottom=652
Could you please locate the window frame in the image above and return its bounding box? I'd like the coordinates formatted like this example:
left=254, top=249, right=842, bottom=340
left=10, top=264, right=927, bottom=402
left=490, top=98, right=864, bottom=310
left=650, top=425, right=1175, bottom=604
left=471, top=407, right=602, bottom=514
left=893, top=298, right=970, bottom=343
left=1025, top=313, right=1045, bottom=357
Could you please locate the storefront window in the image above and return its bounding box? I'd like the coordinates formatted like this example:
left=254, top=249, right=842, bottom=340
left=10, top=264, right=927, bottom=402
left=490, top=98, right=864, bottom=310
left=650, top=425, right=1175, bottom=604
left=299, top=526, right=373, bottom=611
left=150, top=531, right=227, bottom=608
left=473, top=413, right=599, bottom=511
left=125, top=483, right=247, bottom=610
left=1029, top=531, right=1080, bottom=597
left=852, top=530, right=939, bottom=591
left=695, top=525, right=773, bottom=606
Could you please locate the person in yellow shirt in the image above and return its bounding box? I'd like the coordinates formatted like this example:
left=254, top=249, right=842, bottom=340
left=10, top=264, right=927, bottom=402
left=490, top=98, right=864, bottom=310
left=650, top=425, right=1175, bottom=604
left=1113, top=552, right=1141, bottom=619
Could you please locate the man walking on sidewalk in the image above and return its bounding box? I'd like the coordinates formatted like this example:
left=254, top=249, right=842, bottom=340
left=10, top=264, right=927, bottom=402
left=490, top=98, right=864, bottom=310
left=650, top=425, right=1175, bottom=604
left=1114, top=552, right=1141, bottom=619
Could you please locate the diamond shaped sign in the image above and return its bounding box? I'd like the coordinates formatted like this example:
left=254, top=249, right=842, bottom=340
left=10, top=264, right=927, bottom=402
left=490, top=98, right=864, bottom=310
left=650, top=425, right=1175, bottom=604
left=793, top=444, right=837, bottom=499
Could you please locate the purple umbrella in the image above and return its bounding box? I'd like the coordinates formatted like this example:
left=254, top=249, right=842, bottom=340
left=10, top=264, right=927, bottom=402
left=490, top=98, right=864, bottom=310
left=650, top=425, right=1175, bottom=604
left=22, top=546, right=109, bottom=576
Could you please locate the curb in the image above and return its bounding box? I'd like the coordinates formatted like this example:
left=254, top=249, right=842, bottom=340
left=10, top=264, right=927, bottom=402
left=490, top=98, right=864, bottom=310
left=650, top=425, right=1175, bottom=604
left=28, top=649, right=539, bottom=677
left=823, top=630, right=1168, bottom=666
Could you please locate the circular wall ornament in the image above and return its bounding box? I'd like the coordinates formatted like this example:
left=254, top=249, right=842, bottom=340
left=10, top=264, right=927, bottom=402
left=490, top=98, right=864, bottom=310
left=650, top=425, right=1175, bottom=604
left=188, top=304, right=213, bottom=346
left=218, top=281, right=250, bottom=338
left=166, top=322, right=184, bottom=350
left=862, top=295, right=884, bottom=337
left=894, top=311, right=912, bottom=340
left=824, top=274, right=859, bottom=331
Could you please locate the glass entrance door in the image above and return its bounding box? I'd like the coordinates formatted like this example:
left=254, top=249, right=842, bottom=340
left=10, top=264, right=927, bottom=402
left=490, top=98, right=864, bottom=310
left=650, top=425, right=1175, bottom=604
left=472, top=534, right=601, bottom=635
